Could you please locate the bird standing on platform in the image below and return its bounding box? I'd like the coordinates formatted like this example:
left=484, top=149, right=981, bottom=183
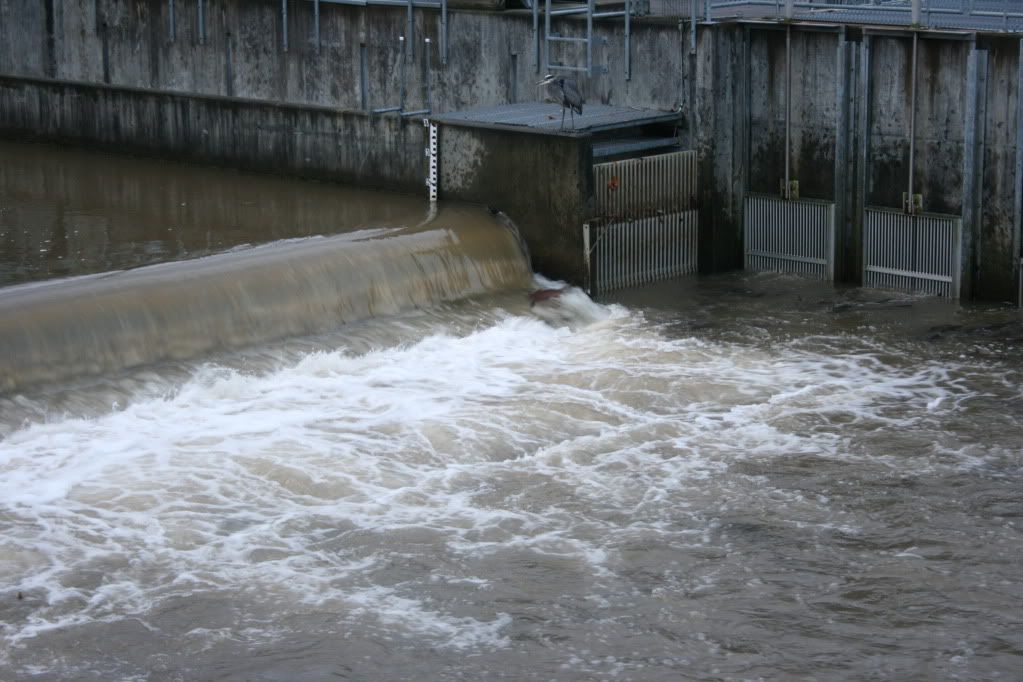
left=538, top=74, right=583, bottom=129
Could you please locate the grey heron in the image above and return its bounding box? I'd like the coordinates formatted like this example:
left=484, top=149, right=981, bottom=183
left=538, top=74, right=583, bottom=129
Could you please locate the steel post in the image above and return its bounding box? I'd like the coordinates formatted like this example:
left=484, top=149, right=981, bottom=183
left=1015, top=39, right=1023, bottom=304
left=908, top=32, right=918, bottom=214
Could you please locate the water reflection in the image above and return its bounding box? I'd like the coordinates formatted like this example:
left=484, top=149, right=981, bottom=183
left=0, top=139, right=430, bottom=286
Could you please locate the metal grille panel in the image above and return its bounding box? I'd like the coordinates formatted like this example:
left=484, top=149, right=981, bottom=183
left=863, top=208, right=962, bottom=298
left=744, top=194, right=836, bottom=281
left=594, top=150, right=697, bottom=218
left=587, top=150, right=699, bottom=294
left=585, top=212, right=698, bottom=295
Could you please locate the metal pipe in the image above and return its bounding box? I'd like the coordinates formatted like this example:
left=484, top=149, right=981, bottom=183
left=785, top=24, right=791, bottom=199
left=168, top=0, right=176, bottom=42
left=532, top=0, right=539, bottom=73
left=691, top=0, right=697, bottom=55
left=314, top=0, right=320, bottom=52
left=545, top=0, right=551, bottom=73
left=407, top=0, right=414, bottom=61
left=908, top=32, right=918, bottom=213
left=425, top=37, right=433, bottom=112
left=625, top=0, right=631, bottom=80
left=399, top=35, right=407, bottom=111
left=198, top=0, right=205, bottom=44
left=911, top=0, right=920, bottom=26
left=281, top=0, right=288, bottom=52
left=1014, top=38, right=1023, bottom=304
left=441, top=0, right=448, bottom=65
left=785, top=0, right=793, bottom=20
left=586, top=0, right=594, bottom=76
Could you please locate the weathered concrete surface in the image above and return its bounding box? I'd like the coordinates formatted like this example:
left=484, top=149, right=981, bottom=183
left=977, top=36, right=1021, bottom=301
left=867, top=35, right=968, bottom=215
left=438, top=125, right=590, bottom=283
left=0, top=76, right=427, bottom=193
left=694, top=23, right=745, bottom=274
left=749, top=28, right=838, bottom=200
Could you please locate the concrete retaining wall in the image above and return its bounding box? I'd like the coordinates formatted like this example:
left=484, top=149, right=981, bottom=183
left=1, top=0, right=1021, bottom=300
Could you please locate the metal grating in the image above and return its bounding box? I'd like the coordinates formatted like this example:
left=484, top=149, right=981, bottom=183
left=587, top=149, right=698, bottom=294
left=594, top=149, right=697, bottom=217
left=863, top=208, right=962, bottom=298
left=585, top=213, right=698, bottom=294
left=744, top=194, right=836, bottom=281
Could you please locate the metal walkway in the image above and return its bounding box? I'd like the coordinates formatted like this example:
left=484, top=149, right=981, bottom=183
left=431, top=102, right=681, bottom=134
left=667, top=1, right=1023, bottom=32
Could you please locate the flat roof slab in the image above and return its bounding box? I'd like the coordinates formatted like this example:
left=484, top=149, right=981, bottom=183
left=432, top=102, right=681, bottom=136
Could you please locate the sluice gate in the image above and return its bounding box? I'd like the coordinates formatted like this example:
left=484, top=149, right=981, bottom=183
left=743, top=195, right=836, bottom=281
left=585, top=149, right=698, bottom=294
left=863, top=208, right=962, bottom=299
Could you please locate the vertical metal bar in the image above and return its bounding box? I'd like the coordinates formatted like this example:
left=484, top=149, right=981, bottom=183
left=533, top=0, right=539, bottom=74
left=857, top=37, right=872, bottom=285
left=442, top=0, right=448, bottom=65
left=399, top=36, right=407, bottom=111
left=425, top=37, right=434, bottom=112
left=281, top=0, right=288, bottom=52
left=912, top=0, right=921, bottom=26
left=835, top=35, right=849, bottom=281
left=169, top=0, right=176, bottom=42
left=963, top=47, right=979, bottom=300
left=785, top=25, right=792, bottom=199
left=198, top=0, right=205, bottom=44
left=1014, top=39, right=1023, bottom=304
left=908, top=32, right=918, bottom=214
left=314, top=0, right=320, bottom=52
left=586, top=0, right=594, bottom=76
left=690, top=0, right=697, bottom=55
left=625, top=0, right=632, bottom=81
left=545, top=0, right=551, bottom=73
left=407, top=0, right=415, bottom=61
left=584, top=224, right=592, bottom=294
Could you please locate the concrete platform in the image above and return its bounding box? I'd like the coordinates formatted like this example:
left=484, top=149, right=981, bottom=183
left=432, top=102, right=682, bottom=136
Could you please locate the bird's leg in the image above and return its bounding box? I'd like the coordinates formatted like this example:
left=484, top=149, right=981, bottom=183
left=560, top=106, right=566, bottom=129
left=570, top=108, right=575, bottom=128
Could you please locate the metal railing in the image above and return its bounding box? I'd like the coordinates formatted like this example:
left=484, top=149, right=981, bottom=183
left=656, top=0, right=1023, bottom=31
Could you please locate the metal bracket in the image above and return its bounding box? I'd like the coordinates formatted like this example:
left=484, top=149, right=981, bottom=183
left=780, top=179, right=799, bottom=201
left=903, top=192, right=923, bottom=215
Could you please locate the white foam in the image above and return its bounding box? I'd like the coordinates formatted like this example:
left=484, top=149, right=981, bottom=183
left=0, top=290, right=997, bottom=657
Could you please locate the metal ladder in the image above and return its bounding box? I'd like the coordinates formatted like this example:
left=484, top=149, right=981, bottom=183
left=538, top=0, right=634, bottom=79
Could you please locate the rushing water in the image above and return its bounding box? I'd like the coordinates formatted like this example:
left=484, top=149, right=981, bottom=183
left=1, top=142, right=1022, bottom=680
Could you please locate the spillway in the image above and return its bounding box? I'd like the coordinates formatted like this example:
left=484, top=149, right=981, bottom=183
left=0, top=204, right=532, bottom=392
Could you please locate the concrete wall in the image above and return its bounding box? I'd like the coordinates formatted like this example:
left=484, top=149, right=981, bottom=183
left=1, top=0, right=1021, bottom=300
left=439, top=125, right=591, bottom=282
left=0, top=76, right=427, bottom=193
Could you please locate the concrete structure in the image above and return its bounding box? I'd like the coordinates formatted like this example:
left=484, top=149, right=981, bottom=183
left=1, top=1, right=1022, bottom=301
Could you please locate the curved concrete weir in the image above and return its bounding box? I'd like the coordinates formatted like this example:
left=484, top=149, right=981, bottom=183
left=0, top=204, right=533, bottom=392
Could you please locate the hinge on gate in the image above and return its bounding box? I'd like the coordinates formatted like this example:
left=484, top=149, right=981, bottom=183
left=780, top=179, right=799, bottom=201
left=903, top=192, right=923, bottom=215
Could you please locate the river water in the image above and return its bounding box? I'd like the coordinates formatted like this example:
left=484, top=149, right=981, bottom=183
left=1, top=142, right=1022, bottom=680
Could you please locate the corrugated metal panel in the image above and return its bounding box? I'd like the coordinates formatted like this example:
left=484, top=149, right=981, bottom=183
left=587, top=211, right=698, bottom=294
left=863, top=208, right=962, bottom=298
left=743, top=194, right=836, bottom=281
left=588, top=149, right=698, bottom=294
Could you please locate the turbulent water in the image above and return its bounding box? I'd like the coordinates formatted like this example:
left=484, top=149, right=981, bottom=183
left=1, top=142, right=1023, bottom=680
